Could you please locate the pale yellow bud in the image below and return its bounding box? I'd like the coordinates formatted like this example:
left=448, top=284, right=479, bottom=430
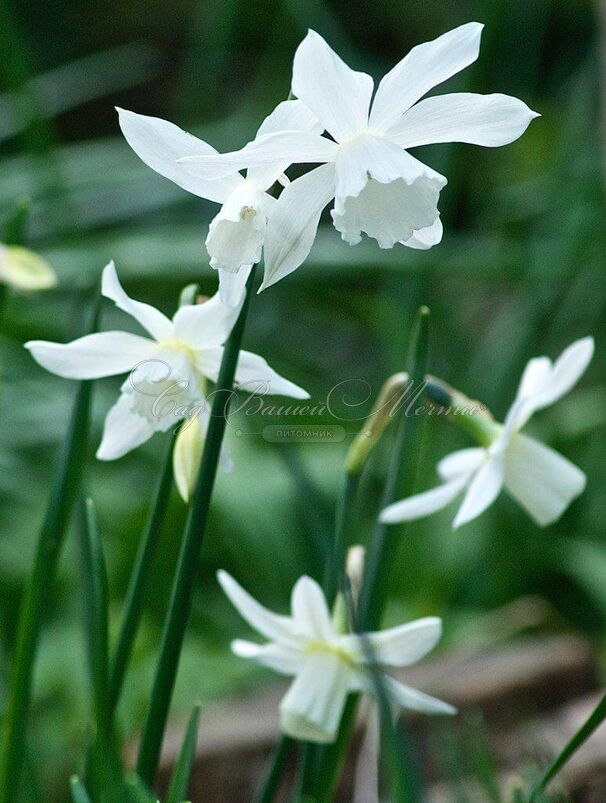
left=0, top=244, right=56, bottom=291
left=346, top=544, right=365, bottom=601
left=173, top=416, right=205, bottom=502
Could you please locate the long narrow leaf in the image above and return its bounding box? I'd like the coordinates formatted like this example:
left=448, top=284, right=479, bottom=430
left=165, top=703, right=201, bottom=803
left=252, top=737, right=293, bottom=803
left=0, top=298, right=98, bottom=802
left=136, top=266, right=257, bottom=785
left=313, top=307, right=431, bottom=803
left=78, top=498, right=110, bottom=740
left=108, top=434, right=175, bottom=714
left=528, top=693, right=606, bottom=801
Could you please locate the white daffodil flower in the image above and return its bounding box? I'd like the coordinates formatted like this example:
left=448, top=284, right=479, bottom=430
left=0, top=243, right=56, bottom=290
left=25, top=261, right=309, bottom=460
left=117, top=100, right=322, bottom=306
left=218, top=570, right=455, bottom=744
left=179, top=23, right=538, bottom=290
left=381, top=337, right=594, bottom=530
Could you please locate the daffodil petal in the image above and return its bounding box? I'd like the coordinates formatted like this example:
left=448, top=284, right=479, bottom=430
left=354, top=617, right=442, bottom=668
left=218, top=265, right=252, bottom=309
left=280, top=652, right=352, bottom=743
left=453, top=456, right=504, bottom=528
left=380, top=475, right=469, bottom=524
left=291, top=576, right=334, bottom=641
left=379, top=674, right=456, bottom=715
left=117, top=107, right=240, bottom=203
left=96, top=393, right=156, bottom=460
left=369, top=22, right=484, bottom=132
left=388, top=92, right=539, bottom=149
left=231, top=639, right=301, bottom=675
left=247, top=99, right=323, bottom=189
left=25, top=331, right=156, bottom=379
left=234, top=350, right=309, bottom=399
left=178, top=131, right=338, bottom=180
left=217, top=570, right=295, bottom=644
left=504, top=432, right=586, bottom=526
left=261, top=162, right=336, bottom=290
left=173, top=293, right=241, bottom=350
left=402, top=217, right=443, bottom=250
left=101, top=261, right=173, bottom=341
left=291, top=29, right=374, bottom=141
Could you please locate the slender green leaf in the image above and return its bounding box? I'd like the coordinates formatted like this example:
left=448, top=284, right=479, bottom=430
left=78, top=498, right=110, bottom=739
left=108, top=433, right=175, bottom=715
left=0, top=297, right=98, bottom=803
left=136, top=266, right=257, bottom=785
left=122, top=774, right=160, bottom=803
left=165, top=703, right=201, bottom=803
left=252, top=737, right=293, bottom=803
left=314, top=307, right=431, bottom=803
left=70, top=777, right=92, bottom=803
left=528, top=693, right=606, bottom=801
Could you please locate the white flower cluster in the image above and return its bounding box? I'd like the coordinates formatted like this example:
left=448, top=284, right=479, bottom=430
left=23, top=23, right=596, bottom=748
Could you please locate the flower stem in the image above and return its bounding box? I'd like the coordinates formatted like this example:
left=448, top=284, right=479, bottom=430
left=357, top=306, right=430, bottom=631
left=0, top=302, right=98, bottom=803
left=108, top=433, right=175, bottom=716
left=313, top=307, right=431, bottom=803
left=252, top=737, right=294, bottom=803
left=136, top=267, right=257, bottom=787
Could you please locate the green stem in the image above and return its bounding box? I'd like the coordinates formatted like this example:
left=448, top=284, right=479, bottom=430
left=357, top=307, right=430, bottom=631
left=136, top=267, right=256, bottom=786
left=252, top=737, right=293, bottom=803
left=0, top=305, right=97, bottom=803
left=314, top=307, right=431, bottom=803
left=324, top=472, right=360, bottom=606
left=528, top=693, right=606, bottom=802
left=108, top=434, right=175, bottom=715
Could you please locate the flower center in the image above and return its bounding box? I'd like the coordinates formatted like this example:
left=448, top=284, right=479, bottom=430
left=304, top=640, right=356, bottom=667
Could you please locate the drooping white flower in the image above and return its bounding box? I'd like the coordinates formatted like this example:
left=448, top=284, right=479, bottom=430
left=179, top=23, right=538, bottom=290
left=0, top=243, right=56, bottom=290
left=117, top=101, right=322, bottom=306
left=381, top=337, right=594, bottom=529
left=25, top=261, right=309, bottom=460
left=218, top=570, right=455, bottom=744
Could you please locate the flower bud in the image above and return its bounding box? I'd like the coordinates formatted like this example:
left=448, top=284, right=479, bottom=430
left=173, top=416, right=205, bottom=502
left=0, top=244, right=56, bottom=291
left=344, top=372, right=409, bottom=475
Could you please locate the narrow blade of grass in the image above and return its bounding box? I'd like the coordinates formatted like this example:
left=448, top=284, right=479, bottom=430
left=78, top=498, right=110, bottom=740
left=136, top=266, right=257, bottom=786
left=0, top=298, right=99, bottom=803
left=165, top=703, right=201, bottom=803
left=108, top=432, right=175, bottom=715
left=528, top=692, right=606, bottom=801
left=252, top=736, right=293, bottom=803
left=313, top=306, right=431, bottom=803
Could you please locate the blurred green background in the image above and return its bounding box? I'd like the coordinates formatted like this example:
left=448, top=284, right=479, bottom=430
left=0, top=0, right=605, bottom=798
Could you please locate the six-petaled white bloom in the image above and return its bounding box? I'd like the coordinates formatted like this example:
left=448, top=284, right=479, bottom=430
left=25, top=261, right=309, bottom=460
left=0, top=243, right=56, bottom=291
left=218, top=570, right=455, bottom=744
left=117, top=101, right=321, bottom=306
left=381, top=337, right=594, bottom=530
left=179, top=22, right=539, bottom=290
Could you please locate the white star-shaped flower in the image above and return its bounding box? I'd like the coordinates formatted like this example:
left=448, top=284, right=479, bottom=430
left=25, top=261, right=308, bottom=460
left=381, top=337, right=594, bottom=529
left=179, top=23, right=538, bottom=290
left=218, top=570, right=455, bottom=744
left=117, top=100, right=322, bottom=306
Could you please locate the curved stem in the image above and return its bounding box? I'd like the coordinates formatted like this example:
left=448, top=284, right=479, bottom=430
left=136, top=267, right=256, bottom=786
